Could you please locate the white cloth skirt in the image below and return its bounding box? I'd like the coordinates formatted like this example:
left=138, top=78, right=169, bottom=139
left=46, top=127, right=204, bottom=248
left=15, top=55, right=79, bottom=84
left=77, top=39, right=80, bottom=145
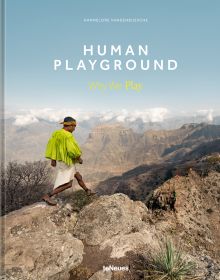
left=54, top=161, right=76, bottom=189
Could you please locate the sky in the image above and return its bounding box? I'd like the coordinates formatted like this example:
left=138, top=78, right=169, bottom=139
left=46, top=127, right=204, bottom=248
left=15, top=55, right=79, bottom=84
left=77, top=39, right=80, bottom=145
left=5, top=0, right=220, bottom=119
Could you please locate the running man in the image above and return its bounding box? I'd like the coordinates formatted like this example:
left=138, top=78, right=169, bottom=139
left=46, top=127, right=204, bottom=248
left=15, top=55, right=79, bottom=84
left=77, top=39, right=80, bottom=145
left=42, top=116, right=95, bottom=206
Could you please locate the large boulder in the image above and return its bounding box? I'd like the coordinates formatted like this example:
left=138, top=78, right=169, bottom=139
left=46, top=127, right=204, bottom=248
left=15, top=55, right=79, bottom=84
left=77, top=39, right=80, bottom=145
left=2, top=203, right=84, bottom=280
left=73, top=193, right=158, bottom=258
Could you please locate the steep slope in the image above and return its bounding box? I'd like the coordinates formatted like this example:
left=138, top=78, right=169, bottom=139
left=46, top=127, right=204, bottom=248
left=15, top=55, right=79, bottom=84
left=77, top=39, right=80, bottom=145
left=147, top=169, right=220, bottom=261
left=95, top=153, right=220, bottom=202
left=82, top=124, right=140, bottom=175
left=82, top=124, right=220, bottom=186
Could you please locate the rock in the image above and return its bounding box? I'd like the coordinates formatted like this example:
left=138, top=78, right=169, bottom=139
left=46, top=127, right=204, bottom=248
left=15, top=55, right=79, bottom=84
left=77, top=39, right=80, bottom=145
left=100, top=228, right=156, bottom=258
left=74, top=193, right=158, bottom=257
left=2, top=178, right=220, bottom=280
left=2, top=203, right=84, bottom=280
left=88, top=270, right=112, bottom=280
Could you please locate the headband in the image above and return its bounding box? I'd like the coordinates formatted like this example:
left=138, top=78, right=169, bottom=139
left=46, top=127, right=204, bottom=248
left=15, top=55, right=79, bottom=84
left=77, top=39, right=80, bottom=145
left=60, top=121, right=77, bottom=126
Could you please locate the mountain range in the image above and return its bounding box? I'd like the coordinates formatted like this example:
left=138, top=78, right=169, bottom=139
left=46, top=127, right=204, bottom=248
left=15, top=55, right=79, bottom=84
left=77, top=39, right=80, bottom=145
left=5, top=117, right=220, bottom=186
left=81, top=123, right=220, bottom=185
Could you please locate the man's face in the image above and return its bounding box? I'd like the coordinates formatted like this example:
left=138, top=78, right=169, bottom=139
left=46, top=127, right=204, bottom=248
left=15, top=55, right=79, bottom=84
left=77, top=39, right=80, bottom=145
left=69, top=124, right=76, bottom=132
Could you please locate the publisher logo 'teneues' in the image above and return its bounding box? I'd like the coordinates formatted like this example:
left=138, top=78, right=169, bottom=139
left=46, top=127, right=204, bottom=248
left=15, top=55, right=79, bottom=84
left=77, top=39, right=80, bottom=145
left=103, top=265, right=129, bottom=272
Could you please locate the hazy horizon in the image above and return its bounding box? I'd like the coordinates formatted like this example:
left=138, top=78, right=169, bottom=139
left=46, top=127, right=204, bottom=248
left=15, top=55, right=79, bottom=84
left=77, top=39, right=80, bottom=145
left=4, top=107, right=220, bottom=127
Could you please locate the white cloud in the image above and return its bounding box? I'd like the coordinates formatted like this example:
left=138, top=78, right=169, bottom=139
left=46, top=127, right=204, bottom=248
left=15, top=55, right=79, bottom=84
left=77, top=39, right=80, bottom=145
left=13, top=107, right=171, bottom=126
left=116, top=109, right=129, bottom=122
left=13, top=108, right=96, bottom=126
left=13, top=107, right=216, bottom=126
left=100, top=110, right=118, bottom=121
left=131, top=108, right=169, bottom=122
left=99, top=108, right=170, bottom=123
left=14, top=114, right=39, bottom=126
left=196, top=109, right=213, bottom=122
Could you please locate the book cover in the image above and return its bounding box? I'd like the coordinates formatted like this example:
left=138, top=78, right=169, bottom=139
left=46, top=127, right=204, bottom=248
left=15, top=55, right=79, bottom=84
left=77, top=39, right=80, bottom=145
left=1, top=0, right=220, bottom=279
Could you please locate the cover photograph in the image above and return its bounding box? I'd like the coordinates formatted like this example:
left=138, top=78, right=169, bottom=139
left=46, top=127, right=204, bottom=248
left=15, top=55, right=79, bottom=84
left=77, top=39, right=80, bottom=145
left=1, top=0, right=220, bottom=279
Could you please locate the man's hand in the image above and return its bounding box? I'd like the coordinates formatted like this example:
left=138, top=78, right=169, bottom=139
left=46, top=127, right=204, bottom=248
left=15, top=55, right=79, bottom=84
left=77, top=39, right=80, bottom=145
left=78, top=157, right=83, bottom=164
left=76, top=156, right=83, bottom=164
left=51, top=160, right=56, bottom=167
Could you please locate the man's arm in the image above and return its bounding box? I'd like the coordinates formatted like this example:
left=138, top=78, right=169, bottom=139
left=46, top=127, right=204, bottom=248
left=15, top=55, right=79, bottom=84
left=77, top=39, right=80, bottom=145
left=66, top=136, right=82, bottom=162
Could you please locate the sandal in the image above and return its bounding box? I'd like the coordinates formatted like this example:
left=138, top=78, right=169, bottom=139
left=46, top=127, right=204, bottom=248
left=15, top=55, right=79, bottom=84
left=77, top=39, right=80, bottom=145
left=42, top=194, right=57, bottom=206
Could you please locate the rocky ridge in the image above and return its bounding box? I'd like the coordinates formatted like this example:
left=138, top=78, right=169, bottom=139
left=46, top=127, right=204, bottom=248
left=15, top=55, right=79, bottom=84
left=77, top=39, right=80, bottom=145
left=1, top=159, right=220, bottom=279
left=95, top=152, right=220, bottom=201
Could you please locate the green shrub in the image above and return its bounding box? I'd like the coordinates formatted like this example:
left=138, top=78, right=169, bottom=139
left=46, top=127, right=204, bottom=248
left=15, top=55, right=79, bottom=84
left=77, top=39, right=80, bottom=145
left=60, top=189, right=95, bottom=211
left=144, top=240, right=199, bottom=280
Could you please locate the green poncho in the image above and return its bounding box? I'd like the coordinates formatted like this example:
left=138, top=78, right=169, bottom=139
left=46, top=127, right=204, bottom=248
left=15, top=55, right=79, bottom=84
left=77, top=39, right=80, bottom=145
left=45, top=129, right=82, bottom=166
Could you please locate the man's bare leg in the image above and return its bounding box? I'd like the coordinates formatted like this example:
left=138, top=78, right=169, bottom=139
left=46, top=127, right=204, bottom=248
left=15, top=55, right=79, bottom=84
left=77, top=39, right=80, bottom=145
left=50, top=181, right=73, bottom=195
left=42, top=180, right=73, bottom=205
left=74, top=172, right=96, bottom=196
left=43, top=172, right=96, bottom=206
